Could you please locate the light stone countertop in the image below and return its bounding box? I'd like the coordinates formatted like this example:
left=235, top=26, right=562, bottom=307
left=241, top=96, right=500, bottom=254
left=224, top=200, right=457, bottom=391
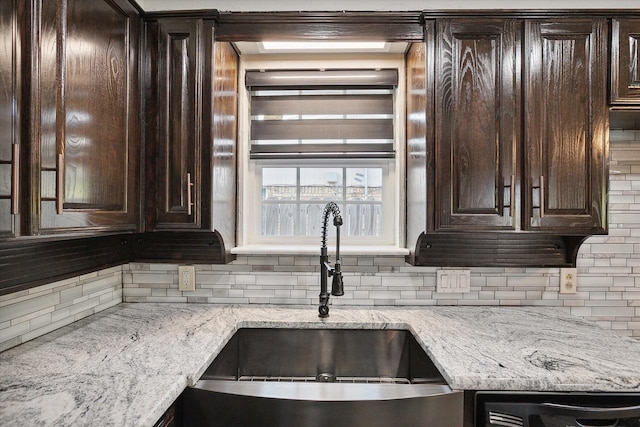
left=1, top=303, right=640, bottom=426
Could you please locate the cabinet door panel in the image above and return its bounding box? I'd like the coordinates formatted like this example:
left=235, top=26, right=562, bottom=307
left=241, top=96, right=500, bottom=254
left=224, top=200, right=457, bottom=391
left=154, top=19, right=203, bottom=229
left=434, top=19, right=520, bottom=231
left=32, top=0, right=140, bottom=233
left=524, top=19, right=608, bottom=233
left=611, top=18, right=640, bottom=104
left=63, top=0, right=128, bottom=209
left=0, top=0, right=22, bottom=237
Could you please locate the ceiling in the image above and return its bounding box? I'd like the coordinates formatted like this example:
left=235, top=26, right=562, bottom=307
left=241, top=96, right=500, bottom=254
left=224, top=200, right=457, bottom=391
left=136, top=0, right=640, bottom=12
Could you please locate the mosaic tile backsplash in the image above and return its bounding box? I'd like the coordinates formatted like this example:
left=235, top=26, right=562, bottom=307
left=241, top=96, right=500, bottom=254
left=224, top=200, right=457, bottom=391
left=0, top=266, right=122, bottom=352
left=1, top=130, right=639, bottom=351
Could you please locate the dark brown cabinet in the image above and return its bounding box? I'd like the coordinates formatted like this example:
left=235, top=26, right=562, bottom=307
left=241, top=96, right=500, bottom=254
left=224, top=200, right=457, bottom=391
left=523, top=19, right=608, bottom=234
left=145, top=16, right=237, bottom=249
left=611, top=18, right=640, bottom=105
left=28, top=0, right=141, bottom=234
left=429, top=18, right=608, bottom=235
left=432, top=19, right=521, bottom=232
left=147, top=18, right=208, bottom=230
left=410, top=17, right=609, bottom=266
left=0, top=0, right=23, bottom=238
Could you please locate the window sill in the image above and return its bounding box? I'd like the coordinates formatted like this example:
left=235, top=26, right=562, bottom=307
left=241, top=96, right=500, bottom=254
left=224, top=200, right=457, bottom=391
left=231, top=244, right=410, bottom=257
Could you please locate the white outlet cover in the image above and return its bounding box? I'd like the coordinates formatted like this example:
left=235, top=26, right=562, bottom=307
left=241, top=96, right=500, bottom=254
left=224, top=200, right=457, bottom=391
left=559, top=267, right=577, bottom=295
left=178, top=265, right=196, bottom=291
left=437, top=269, right=471, bottom=293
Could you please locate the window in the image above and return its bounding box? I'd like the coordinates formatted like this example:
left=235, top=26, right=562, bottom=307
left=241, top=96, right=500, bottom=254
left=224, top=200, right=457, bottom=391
left=238, top=57, right=405, bottom=248
left=258, top=163, right=390, bottom=243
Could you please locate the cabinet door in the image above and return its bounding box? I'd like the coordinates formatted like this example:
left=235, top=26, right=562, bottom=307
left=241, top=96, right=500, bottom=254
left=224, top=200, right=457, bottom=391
left=153, top=19, right=209, bottom=229
left=31, top=0, right=140, bottom=234
left=0, top=0, right=23, bottom=238
left=524, top=19, right=608, bottom=234
left=611, top=18, right=640, bottom=105
left=433, top=19, right=520, bottom=231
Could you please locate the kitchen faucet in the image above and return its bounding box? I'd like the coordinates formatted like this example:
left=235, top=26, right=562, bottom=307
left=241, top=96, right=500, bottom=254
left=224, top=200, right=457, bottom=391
left=319, top=202, right=344, bottom=318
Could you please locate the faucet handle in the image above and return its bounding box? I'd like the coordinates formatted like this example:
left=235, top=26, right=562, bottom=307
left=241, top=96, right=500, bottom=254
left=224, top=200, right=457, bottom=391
left=331, top=262, right=344, bottom=296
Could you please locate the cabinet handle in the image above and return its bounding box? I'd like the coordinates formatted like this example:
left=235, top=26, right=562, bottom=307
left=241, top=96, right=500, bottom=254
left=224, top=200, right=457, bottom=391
left=539, top=175, right=545, bottom=217
left=57, top=153, right=64, bottom=214
left=509, top=174, right=515, bottom=216
left=11, top=144, right=19, bottom=214
left=531, top=175, right=545, bottom=218
left=186, top=172, right=193, bottom=216
left=503, top=175, right=515, bottom=216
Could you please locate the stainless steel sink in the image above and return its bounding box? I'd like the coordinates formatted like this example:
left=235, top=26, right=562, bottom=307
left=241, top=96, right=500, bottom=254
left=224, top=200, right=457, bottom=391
left=184, top=328, right=463, bottom=427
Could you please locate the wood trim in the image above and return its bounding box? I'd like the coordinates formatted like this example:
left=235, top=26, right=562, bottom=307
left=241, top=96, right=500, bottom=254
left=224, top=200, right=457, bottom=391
left=410, top=232, right=584, bottom=267
left=131, top=231, right=226, bottom=263
left=0, top=231, right=230, bottom=296
left=420, top=10, right=640, bottom=19
left=210, top=40, right=238, bottom=256
left=215, top=12, right=424, bottom=42
left=143, top=10, right=640, bottom=28
left=144, top=10, right=219, bottom=21
left=0, top=234, right=131, bottom=296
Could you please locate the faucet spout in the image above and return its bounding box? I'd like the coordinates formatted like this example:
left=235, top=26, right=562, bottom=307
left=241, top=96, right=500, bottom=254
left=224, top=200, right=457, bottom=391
left=319, top=202, right=344, bottom=318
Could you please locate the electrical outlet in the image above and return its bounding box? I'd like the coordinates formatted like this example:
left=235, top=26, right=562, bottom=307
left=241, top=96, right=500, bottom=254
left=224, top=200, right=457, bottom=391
left=178, top=265, right=196, bottom=291
left=559, top=268, right=577, bottom=294
left=436, top=269, right=471, bottom=293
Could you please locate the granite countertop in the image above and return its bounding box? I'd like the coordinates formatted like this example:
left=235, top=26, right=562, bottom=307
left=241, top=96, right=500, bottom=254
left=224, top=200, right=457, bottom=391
left=1, top=303, right=640, bottom=426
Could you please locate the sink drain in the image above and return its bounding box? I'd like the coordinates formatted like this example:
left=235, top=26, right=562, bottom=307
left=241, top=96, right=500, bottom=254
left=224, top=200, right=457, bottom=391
left=316, top=373, right=337, bottom=382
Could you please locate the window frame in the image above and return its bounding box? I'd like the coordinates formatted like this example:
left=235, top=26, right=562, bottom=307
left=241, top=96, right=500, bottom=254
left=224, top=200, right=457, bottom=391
left=237, top=53, right=406, bottom=250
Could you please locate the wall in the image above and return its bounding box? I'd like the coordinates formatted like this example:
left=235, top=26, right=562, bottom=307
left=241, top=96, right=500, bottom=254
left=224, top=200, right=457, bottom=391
left=122, top=130, right=640, bottom=338
left=1, top=130, right=638, bottom=352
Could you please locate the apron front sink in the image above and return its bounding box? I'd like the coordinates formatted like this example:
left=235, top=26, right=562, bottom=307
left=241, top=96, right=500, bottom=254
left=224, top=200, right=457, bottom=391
left=184, top=328, right=463, bottom=427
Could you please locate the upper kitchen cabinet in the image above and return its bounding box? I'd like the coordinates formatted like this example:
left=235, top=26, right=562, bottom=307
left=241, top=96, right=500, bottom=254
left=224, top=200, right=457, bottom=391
left=611, top=18, right=640, bottom=105
left=0, top=0, right=24, bottom=238
left=28, top=0, right=141, bottom=234
left=432, top=19, right=521, bottom=232
left=144, top=16, right=238, bottom=241
left=410, top=16, right=609, bottom=266
left=145, top=18, right=208, bottom=230
left=523, top=19, right=608, bottom=234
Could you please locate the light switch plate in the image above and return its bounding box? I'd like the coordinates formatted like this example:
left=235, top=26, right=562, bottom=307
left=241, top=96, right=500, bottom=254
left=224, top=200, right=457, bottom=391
left=178, top=265, right=196, bottom=291
left=436, top=269, right=471, bottom=293
left=559, top=267, right=577, bottom=294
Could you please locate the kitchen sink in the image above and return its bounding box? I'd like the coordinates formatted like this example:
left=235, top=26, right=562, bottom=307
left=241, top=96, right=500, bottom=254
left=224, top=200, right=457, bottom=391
left=183, top=328, right=463, bottom=427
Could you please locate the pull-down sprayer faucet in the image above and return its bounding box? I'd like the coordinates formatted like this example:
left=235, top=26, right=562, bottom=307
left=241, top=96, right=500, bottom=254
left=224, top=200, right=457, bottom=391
left=319, top=202, right=344, bottom=318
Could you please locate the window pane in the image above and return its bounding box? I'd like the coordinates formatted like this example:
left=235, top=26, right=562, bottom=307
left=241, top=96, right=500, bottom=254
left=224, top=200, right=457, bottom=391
left=344, top=203, right=383, bottom=237
left=300, top=168, right=342, bottom=201
left=262, top=203, right=296, bottom=236
left=262, top=168, right=296, bottom=201
left=346, top=168, right=382, bottom=201
left=299, top=203, right=325, bottom=237
left=0, top=164, right=11, bottom=195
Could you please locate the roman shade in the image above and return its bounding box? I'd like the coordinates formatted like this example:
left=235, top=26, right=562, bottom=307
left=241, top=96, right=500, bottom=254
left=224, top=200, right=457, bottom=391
left=247, top=69, right=398, bottom=160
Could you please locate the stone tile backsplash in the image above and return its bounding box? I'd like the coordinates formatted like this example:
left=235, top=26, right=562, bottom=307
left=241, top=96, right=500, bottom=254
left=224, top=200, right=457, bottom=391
left=0, top=266, right=122, bottom=352
left=1, top=130, right=639, bottom=351
left=122, top=130, right=640, bottom=337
